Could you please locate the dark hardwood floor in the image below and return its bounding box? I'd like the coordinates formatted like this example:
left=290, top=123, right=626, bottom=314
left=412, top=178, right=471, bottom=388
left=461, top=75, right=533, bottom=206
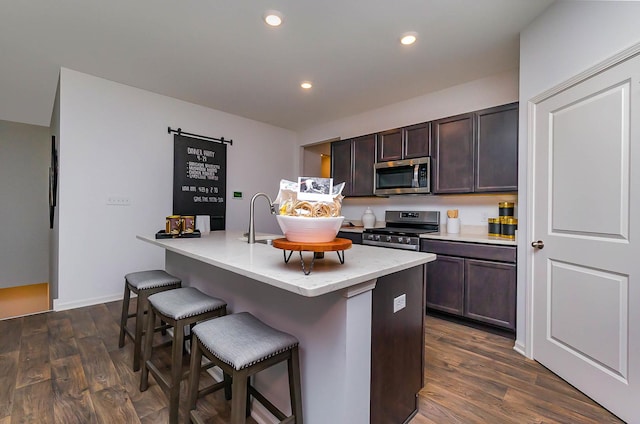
left=410, top=316, right=624, bottom=424
left=0, top=300, right=625, bottom=423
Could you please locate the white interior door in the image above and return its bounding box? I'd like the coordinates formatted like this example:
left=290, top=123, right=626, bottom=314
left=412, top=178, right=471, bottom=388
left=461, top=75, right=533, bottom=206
left=531, top=50, right=640, bottom=423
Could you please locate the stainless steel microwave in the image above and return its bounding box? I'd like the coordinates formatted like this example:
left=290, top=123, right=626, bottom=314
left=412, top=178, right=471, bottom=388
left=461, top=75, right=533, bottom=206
left=374, top=157, right=431, bottom=195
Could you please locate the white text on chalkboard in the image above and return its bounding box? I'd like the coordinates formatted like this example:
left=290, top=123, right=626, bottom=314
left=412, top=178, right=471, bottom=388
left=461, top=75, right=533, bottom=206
left=193, top=196, right=225, bottom=203
left=187, top=162, right=221, bottom=180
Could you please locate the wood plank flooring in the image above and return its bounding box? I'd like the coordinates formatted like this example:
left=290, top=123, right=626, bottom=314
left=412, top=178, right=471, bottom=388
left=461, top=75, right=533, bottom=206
left=0, top=300, right=625, bottom=423
left=409, top=316, right=624, bottom=424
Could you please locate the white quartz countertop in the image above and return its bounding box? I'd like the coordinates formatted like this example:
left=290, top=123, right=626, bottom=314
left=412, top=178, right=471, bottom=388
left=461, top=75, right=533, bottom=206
left=419, top=225, right=516, bottom=246
left=137, top=231, right=436, bottom=297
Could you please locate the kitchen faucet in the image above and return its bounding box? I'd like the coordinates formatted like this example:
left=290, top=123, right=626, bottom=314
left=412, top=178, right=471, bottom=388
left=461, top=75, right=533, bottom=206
left=248, top=192, right=276, bottom=243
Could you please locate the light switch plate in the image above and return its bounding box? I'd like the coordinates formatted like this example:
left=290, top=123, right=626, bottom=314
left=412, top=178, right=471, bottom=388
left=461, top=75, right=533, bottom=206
left=106, top=196, right=131, bottom=206
left=393, top=294, right=406, bottom=313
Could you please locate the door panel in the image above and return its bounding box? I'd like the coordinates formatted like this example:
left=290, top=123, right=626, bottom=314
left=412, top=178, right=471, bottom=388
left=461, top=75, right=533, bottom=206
left=549, top=260, right=628, bottom=379
left=551, top=83, right=629, bottom=239
left=532, top=49, right=639, bottom=422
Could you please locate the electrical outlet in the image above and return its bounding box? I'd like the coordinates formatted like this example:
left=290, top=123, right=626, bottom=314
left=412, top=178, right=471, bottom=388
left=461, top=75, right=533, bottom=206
left=106, top=196, right=131, bottom=206
left=393, top=294, right=406, bottom=313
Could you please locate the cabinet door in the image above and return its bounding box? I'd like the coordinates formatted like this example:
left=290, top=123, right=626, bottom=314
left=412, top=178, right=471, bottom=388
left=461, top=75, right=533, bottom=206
left=331, top=139, right=353, bottom=197
left=404, top=122, right=431, bottom=159
left=464, top=259, right=516, bottom=330
left=351, top=134, right=376, bottom=196
left=431, top=113, right=474, bottom=193
left=475, top=103, right=518, bottom=192
left=426, top=255, right=464, bottom=315
left=377, top=128, right=402, bottom=162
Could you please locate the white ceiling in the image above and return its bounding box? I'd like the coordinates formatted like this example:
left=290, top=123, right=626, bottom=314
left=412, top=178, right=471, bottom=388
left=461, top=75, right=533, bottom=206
left=0, top=0, right=554, bottom=131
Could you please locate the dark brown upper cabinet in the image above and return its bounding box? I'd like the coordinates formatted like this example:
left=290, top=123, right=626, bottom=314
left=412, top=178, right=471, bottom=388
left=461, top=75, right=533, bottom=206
left=331, top=134, right=377, bottom=197
left=377, top=122, right=431, bottom=162
left=431, top=113, right=475, bottom=194
left=475, top=103, right=518, bottom=192
left=431, top=103, right=518, bottom=194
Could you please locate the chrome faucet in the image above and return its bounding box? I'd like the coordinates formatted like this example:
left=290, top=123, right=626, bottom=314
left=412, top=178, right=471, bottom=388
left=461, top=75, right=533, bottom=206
left=248, top=192, right=276, bottom=243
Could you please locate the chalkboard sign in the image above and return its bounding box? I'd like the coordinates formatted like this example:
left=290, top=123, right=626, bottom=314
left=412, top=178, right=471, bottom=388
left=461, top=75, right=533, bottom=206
left=173, top=134, right=226, bottom=230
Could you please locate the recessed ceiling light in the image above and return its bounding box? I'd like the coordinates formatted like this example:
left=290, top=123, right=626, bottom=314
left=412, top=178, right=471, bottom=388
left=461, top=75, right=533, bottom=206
left=400, top=32, right=418, bottom=45
left=264, top=10, right=283, bottom=27
left=301, top=81, right=313, bottom=89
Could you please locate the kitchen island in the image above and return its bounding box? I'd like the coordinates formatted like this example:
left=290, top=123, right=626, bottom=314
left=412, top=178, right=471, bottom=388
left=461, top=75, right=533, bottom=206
left=137, top=231, right=436, bottom=424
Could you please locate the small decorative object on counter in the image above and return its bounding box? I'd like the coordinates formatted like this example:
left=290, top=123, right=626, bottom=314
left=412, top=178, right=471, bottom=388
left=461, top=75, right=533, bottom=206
left=195, top=215, right=211, bottom=234
left=166, top=215, right=182, bottom=235
left=499, top=202, right=515, bottom=217
left=361, top=207, right=376, bottom=229
left=181, top=215, right=195, bottom=233
left=446, top=209, right=460, bottom=234
left=501, top=217, right=518, bottom=240
left=488, top=218, right=501, bottom=237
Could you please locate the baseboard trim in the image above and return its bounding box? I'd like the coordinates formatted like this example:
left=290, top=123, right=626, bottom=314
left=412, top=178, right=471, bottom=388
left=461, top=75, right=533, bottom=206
left=53, top=292, right=124, bottom=311
left=513, top=340, right=527, bottom=357
left=250, top=401, right=279, bottom=424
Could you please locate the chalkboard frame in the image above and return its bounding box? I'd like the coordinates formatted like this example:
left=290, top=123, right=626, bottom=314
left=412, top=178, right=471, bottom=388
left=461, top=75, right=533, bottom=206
left=172, top=134, right=227, bottom=230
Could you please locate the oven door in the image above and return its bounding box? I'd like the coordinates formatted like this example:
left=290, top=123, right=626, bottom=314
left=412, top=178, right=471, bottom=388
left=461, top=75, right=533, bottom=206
left=374, top=157, right=430, bottom=195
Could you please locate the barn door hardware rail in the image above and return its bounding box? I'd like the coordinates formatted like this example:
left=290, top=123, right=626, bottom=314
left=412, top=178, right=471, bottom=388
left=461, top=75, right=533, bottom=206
left=167, top=127, right=233, bottom=145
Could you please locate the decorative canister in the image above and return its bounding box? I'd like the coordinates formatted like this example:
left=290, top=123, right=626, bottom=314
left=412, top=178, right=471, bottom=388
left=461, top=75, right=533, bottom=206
left=501, top=217, right=518, bottom=240
left=361, top=208, right=376, bottom=229
left=498, top=202, right=515, bottom=217
left=166, top=215, right=182, bottom=235
left=181, top=215, right=195, bottom=233
left=488, top=218, right=501, bottom=237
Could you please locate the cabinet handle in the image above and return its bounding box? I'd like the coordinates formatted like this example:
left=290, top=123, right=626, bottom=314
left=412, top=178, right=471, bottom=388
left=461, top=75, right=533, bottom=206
left=531, top=240, right=544, bottom=249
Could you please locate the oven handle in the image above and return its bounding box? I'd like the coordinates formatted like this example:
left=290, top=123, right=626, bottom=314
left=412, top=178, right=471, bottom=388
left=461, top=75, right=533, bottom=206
left=362, top=240, right=419, bottom=251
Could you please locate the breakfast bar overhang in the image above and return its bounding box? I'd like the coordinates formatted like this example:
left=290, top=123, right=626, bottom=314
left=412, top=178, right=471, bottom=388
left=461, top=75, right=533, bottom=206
left=137, top=231, right=436, bottom=424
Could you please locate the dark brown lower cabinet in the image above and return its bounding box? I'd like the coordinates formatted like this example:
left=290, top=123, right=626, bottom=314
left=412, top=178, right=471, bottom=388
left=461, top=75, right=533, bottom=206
left=465, top=259, right=516, bottom=329
left=336, top=230, right=362, bottom=244
left=422, top=240, right=516, bottom=331
left=426, top=255, right=464, bottom=315
left=371, top=265, right=425, bottom=424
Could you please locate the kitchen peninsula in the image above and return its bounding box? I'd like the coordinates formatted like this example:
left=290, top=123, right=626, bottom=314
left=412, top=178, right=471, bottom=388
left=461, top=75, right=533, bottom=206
left=137, top=231, right=436, bottom=424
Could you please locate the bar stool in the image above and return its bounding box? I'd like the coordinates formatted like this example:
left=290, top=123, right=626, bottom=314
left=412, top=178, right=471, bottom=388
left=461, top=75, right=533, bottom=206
left=187, top=312, right=303, bottom=424
left=118, top=270, right=182, bottom=371
left=140, top=287, right=227, bottom=424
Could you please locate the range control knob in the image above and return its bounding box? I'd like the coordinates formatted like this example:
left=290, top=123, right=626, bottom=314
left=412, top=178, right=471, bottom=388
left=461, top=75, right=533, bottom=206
left=397, top=237, right=404, bottom=243
left=374, top=235, right=380, bottom=241
left=385, top=236, right=392, bottom=242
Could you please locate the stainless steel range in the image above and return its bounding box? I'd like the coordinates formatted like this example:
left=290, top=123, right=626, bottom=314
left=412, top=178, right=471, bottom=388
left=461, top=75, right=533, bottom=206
left=362, top=210, right=440, bottom=251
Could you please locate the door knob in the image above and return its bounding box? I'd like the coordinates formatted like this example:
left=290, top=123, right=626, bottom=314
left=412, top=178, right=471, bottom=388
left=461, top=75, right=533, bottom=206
left=531, top=240, right=544, bottom=249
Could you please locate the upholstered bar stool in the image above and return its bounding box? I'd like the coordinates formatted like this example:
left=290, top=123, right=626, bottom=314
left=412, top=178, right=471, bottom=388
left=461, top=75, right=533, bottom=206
left=140, top=287, right=227, bottom=424
left=187, top=312, right=303, bottom=424
left=118, top=270, right=182, bottom=371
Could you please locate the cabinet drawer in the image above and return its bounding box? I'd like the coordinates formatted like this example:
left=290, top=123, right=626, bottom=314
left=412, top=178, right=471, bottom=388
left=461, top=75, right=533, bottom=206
left=421, top=240, right=515, bottom=263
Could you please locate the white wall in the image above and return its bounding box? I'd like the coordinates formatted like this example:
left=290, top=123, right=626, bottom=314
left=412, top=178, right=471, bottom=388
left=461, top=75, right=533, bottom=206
left=0, top=120, right=50, bottom=289
left=55, top=68, right=297, bottom=310
left=517, top=0, right=640, bottom=355
left=298, top=70, right=520, bottom=227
